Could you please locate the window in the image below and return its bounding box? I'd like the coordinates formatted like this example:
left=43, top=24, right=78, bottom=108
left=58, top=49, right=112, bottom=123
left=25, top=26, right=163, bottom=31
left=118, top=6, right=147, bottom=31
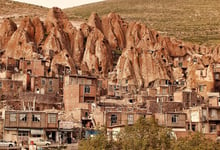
left=162, top=88, right=167, bottom=95
left=199, top=85, right=205, bottom=92
left=84, top=85, right=90, bottom=93
left=172, top=114, right=178, bottom=123
left=41, top=79, right=46, bottom=85
left=188, top=124, right=190, bottom=130
left=32, top=114, right=40, bottom=122
left=125, top=79, right=128, bottom=84
left=10, top=114, right=16, bottom=122
left=192, top=124, right=196, bottom=131
left=85, top=112, right=88, bottom=117
left=27, top=61, right=31, bottom=65
left=98, top=80, right=102, bottom=88
left=210, top=124, right=216, bottom=133
left=193, top=58, right=197, bottom=63
left=128, top=114, right=134, bottom=125
left=200, top=70, right=203, bottom=76
left=111, top=114, right=117, bottom=125
left=18, top=131, right=28, bottom=136
left=165, top=80, right=169, bottom=85
left=49, top=79, right=53, bottom=85
left=10, top=83, right=13, bottom=89
left=48, top=87, right=53, bottom=92
left=48, top=114, right=56, bottom=123
left=20, top=114, right=27, bottom=122
left=215, top=73, right=220, bottom=80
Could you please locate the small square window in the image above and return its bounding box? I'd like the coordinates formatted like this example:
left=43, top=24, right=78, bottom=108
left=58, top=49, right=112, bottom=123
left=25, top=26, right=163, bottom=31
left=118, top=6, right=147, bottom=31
left=199, top=85, right=205, bottom=92
left=215, top=74, right=220, bottom=80
left=162, top=88, right=167, bottom=95
left=111, top=114, right=117, bottom=125
left=128, top=114, right=134, bottom=125
left=48, top=87, right=53, bottom=92
left=10, top=84, right=13, bottom=89
left=20, top=114, right=27, bottom=122
left=192, top=124, right=196, bottom=131
left=10, top=114, right=16, bottom=122
left=210, top=124, right=216, bottom=133
left=172, top=114, right=178, bottom=123
left=32, top=114, right=40, bottom=122
left=41, top=79, right=46, bottom=86
left=48, top=114, right=56, bottom=123
left=49, top=79, right=53, bottom=85
left=84, top=85, right=90, bottom=93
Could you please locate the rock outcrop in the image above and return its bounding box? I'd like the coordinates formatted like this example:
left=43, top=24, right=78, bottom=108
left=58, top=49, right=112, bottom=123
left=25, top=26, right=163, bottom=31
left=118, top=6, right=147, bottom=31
left=0, top=7, right=219, bottom=94
left=0, top=18, right=17, bottom=49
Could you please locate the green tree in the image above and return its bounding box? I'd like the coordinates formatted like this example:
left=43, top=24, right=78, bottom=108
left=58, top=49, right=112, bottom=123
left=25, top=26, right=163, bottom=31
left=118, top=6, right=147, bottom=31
left=172, top=132, right=220, bottom=150
left=117, top=117, right=172, bottom=150
left=78, top=129, right=114, bottom=150
left=78, top=117, right=220, bottom=150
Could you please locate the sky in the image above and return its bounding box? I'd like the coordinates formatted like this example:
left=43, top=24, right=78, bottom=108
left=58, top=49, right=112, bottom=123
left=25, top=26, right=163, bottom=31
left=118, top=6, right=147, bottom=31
left=12, top=0, right=104, bottom=9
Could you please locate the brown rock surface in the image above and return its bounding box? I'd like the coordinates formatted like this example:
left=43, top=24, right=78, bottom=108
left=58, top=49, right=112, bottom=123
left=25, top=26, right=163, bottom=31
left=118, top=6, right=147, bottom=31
left=0, top=18, right=17, bottom=49
left=5, top=28, right=36, bottom=59
left=44, top=7, right=69, bottom=32
left=51, top=49, right=76, bottom=75
left=83, top=28, right=113, bottom=75
left=0, top=8, right=219, bottom=95
left=102, top=13, right=126, bottom=50
left=32, top=17, right=45, bottom=46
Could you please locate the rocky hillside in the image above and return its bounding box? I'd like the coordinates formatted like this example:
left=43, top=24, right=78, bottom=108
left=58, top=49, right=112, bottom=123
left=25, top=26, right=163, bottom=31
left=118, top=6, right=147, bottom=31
left=64, top=0, right=220, bottom=46
left=0, top=8, right=220, bottom=92
left=0, top=0, right=48, bottom=22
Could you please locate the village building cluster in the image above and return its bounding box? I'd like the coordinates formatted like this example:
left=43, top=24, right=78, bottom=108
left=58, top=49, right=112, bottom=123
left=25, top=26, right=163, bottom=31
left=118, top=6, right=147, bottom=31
left=0, top=7, right=220, bottom=145
left=0, top=53, right=220, bottom=144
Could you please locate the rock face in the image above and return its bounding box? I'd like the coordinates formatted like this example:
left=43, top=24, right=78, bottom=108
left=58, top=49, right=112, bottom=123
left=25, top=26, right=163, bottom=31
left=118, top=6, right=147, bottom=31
left=0, top=18, right=17, bottom=49
left=0, top=7, right=219, bottom=94
left=83, top=28, right=113, bottom=74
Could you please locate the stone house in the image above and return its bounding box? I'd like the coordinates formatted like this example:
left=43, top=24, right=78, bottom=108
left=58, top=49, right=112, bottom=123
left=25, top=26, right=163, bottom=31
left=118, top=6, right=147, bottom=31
left=63, top=75, right=97, bottom=111
left=107, top=82, right=137, bottom=98
left=184, top=106, right=220, bottom=136
left=147, top=79, right=176, bottom=102
left=0, top=57, right=20, bottom=79
left=12, top=73, right=29, bottom=90
left=92, top=103, right=151, bottom=128
left=30, top=76, right=60, bottom=96
left=208, top=92, right=220, bottom=107
left=0, top=57, right=19, bottom=72
left=155, top=112, right=186, bottom=131
left=19, top=59, right=48, bottom=77
left=174, top=89, right=204, bottom=108
left=4, top=110, right=58, bottom=144
left=194, top=65, right=215, bottom=99
left=0, top=79, right=23, bottom=99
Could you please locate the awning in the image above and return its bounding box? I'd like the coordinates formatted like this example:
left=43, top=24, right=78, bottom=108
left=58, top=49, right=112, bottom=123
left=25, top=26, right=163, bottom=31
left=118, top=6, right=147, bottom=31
left=4, top=128, right=17, bottom=131
left=45, top=129, right=57, bottom=131
left=59, top=129, right=73, bottom=132
left=31, top=129, right=44, bottom=135
left=18, top=129, right=30, bottom=131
